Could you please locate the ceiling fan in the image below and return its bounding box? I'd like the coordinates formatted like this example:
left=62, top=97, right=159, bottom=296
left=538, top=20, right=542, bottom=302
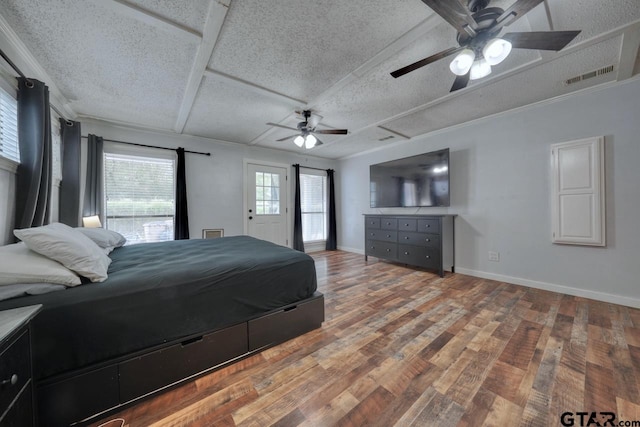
left=390, top=0, right=581, bottom=92
left=266, top=110, right=348, bottom=149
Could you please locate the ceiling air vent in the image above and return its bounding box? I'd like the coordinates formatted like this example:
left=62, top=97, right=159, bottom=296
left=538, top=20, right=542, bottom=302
left=378, top=135, right=395, bottom=142
left=564, top=65, right=615, bottom=85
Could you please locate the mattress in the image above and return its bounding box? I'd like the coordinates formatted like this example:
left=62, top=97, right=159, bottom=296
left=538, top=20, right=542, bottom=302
left=0, top=236, right=317, bottom=380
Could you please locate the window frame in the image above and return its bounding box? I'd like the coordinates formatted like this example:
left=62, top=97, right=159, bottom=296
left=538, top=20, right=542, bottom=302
left=299, top=169, right=328, bottom=244
left=103, top=142, right=177, bottom=245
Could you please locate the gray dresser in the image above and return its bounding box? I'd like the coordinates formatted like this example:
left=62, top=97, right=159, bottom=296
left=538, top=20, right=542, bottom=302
left=364, top=214, right=455, bottom=277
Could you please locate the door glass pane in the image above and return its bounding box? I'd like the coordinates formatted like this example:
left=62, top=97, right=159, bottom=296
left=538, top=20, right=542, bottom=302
left=255, top=171, right=280, bottom=215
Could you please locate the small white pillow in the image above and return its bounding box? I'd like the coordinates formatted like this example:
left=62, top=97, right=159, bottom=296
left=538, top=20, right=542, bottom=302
left=0, top=243, right=81, bottom=287
left=76, top=228, right=126, bottom=254
left=14, top=223, right=112, bottom=282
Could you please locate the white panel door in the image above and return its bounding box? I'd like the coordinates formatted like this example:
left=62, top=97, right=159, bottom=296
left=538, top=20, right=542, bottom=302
left=551, top=137, right=605, bottom=246
left=246, top=163, right=288, bottom=246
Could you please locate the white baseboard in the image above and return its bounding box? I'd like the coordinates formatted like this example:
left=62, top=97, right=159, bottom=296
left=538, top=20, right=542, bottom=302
left=338, top=246, right=364, bottom=255
left=455, top=267, right=640, bottom=309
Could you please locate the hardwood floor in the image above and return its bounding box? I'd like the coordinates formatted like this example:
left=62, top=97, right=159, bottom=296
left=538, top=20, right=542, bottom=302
left=91, top=251, right=640, bottom=427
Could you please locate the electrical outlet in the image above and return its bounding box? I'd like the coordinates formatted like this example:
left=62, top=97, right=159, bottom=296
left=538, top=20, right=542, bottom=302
left=488, top=251, right=500, bottom=262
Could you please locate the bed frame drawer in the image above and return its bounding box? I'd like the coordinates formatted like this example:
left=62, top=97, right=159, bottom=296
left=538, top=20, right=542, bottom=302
left=37, top=365, right=119, bottom=427
left=119, top=323, right=247, bottom=402
left=248, top=295, right=324, bottom=351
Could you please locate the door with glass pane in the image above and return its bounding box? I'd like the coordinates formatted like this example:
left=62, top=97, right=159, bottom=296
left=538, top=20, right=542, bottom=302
left=246, top=163, right=288, bottom=246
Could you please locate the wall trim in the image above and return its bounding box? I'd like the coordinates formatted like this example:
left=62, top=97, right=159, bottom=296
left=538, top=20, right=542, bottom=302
left=338, top=246, right=364, bottom=255
left=336, top=246, right=639, bottom=308
left=0, top=156, right=18, bottom=174
left=455, top=267, right=640, bottom=309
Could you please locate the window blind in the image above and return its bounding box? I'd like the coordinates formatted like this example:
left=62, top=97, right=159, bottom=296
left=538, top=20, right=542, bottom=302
left=104, top=152, right=175, bottom=244
left=300, top=173, right=327, bottom=242
left=0, top=87, right=19, bottom=162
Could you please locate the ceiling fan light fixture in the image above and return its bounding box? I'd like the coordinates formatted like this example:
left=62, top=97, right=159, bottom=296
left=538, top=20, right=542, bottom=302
left=293, top=135, right=305, bottom=147
left=483, top=38, right=512, bottom=66
left=469, top=58, right=492, bottom=80
left=449, top=48, right=476, bottom=76
left=304, top=134, right=317, bottom=149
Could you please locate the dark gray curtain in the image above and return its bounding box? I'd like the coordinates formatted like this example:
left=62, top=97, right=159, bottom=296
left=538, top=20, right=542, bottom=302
left=59, top=119, right=81, bottom=226
left=14, top=78, right=52, bottom=231
left=174, top=147, right=189, bottom=240
left=83, top=134, right=103, bottom=221
left=326, top=169, right=337, bottom=250
left=293, top=164, right=304, bottom=252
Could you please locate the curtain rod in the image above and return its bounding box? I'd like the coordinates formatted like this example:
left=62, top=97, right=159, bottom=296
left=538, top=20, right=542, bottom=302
left=293, top=164, right=332, bottom=172
left=81, top=136, right=211, bottom=156
left=1, top=47, right=74, bottom=123
left=0, top=47, right=29, bottom=82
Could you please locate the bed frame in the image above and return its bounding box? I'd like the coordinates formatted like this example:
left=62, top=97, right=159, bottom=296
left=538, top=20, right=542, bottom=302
left=35, top=292, right=324, bottom=426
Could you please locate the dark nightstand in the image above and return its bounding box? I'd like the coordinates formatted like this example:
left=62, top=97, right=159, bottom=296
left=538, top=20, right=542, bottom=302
left=0, top=305, right=42, bottom=427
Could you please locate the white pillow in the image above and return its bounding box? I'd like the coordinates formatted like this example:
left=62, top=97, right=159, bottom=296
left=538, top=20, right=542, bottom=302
left=76, top=228, right=126, bottom=254
left=14, top=223, right=112, bottom=282
left=0, top=243, right=81, bottom=287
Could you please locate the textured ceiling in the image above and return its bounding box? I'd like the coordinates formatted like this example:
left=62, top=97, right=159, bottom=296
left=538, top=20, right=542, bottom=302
left=0, top=0, right=639, bottom=159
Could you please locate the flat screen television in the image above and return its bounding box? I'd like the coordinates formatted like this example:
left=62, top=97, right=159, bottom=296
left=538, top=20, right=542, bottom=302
left=370, top=148, right=450, bottom=208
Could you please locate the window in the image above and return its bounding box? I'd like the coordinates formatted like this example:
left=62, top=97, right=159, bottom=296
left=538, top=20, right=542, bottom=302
left=255, top=171, right=280, bottom=215
left=104, top=152, right=175, bottom=244
left=300, top=172, right=327, bottom=242
left=0, top=87, right=19, bottom=162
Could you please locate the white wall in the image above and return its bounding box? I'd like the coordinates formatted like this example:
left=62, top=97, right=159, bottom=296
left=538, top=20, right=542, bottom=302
left=82, top=120, right=338, bottom=242
left=339, top=77, right=640, bottom=308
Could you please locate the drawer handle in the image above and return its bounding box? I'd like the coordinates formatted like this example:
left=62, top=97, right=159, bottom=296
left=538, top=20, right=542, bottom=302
left=181, top=336, right=203, bottom=347
left=371, top=246, right=375, bottom=249
left=1, top=374, right=18, bottom=387
left=386, top=222, right=391, bottom=225
left=386, top=249, right=391, bottom=252
left=426, top=255, right=430, bottom=259
left=404, top=251, right=409, bottom=255
left=370, top=233, right=375, bottom=236
left=425, top=238, right=430, bottom=242
left=404, top=236, right=409, bottom=240
left=386, top=234, right=391, bottom=238
left=425, top=224, right=431, bottom=228
left=404, top=223, right=409, bottom=226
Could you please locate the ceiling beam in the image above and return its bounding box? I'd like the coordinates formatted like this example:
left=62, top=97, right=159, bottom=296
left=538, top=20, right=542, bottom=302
left=95, top=0, right=202, bottom=43
left=203, top=68, right=308, bottom=107
left=617, top=24, right=640, bottom=81
left=173, top=0, right=230, bottom=133
left=249, top=13, right=443, bottom=147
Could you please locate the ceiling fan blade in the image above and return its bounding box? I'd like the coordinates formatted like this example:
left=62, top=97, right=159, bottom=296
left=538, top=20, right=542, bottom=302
left=450, top=73, right=470, bottom=92
left=493, top=0, right=544, bottom=31
left=502, top=31, right=581, bottom=51
left=276, top=134, right=298, bottom=142
left=314, top=129, right=348, bottom=135
left=391, top=46, right=462, bottom=78
left=421, top=0, right=478, bottom=36
left=266, top=122, right=298, bottom=131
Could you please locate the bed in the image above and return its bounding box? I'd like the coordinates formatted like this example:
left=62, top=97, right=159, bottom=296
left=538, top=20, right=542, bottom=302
left=0, top=233, right=323, bottom=426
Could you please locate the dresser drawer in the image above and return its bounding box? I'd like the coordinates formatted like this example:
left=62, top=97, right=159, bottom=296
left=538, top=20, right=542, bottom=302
left=398, top=244, right=440, bottom=269
left=366, top=240, right=397, bottom=259
left=417, top=218, right=440, bottom=233
left=0, top=331, right=30, bottom=414
left=365, top=217, right=380, bottom=229
left=1, top=382, right=33, bottom=427
left=398, top=231, right=440, bottom=248
left=380, top=218, right=398, bottom=230
left=366, top=229, right=397, bottom=242
left=397, top=219, right=417, bottom=231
